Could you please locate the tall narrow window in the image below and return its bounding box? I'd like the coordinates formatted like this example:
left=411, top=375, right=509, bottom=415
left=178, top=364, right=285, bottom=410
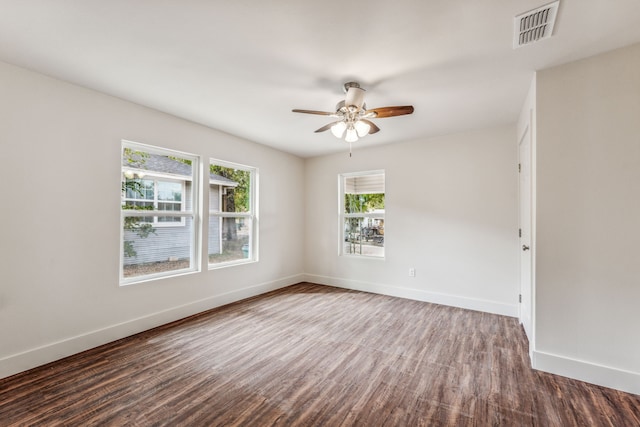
left=208, top=159, right=257, bottom=267
left=120, top=141, right=199, bottom=284
left=339, top=171, right=385, bottom=258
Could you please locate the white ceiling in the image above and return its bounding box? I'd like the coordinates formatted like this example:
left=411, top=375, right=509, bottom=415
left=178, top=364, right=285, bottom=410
left=1, top=1, right=640, bottom=158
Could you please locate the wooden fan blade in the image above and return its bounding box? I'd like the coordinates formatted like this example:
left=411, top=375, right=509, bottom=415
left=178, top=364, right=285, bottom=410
left=360, top=119, right=380, bottom=134
left=366, top=105, right=414, bottom=118
left=314, top=122, right=338, bottom=133
left=292, top=109, right=334, bottom=116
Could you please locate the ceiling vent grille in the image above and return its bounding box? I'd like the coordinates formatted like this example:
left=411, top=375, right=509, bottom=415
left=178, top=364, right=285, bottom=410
left=513, top=1, right=560, bottom=48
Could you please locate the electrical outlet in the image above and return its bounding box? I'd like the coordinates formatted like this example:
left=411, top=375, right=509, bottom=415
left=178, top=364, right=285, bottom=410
left=408, top=268, right=416, bottom=277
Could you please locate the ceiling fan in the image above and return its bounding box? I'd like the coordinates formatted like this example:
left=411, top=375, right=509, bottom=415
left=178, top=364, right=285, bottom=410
left=292, top=82, right=414, bottom=149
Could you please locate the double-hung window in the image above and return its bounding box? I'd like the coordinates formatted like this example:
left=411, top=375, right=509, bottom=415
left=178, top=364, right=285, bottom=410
left=120, top=141, right=199, bottom=284
left=208, top=159, right=257, bottom=267
left=339, top=170, right=385, bottom=258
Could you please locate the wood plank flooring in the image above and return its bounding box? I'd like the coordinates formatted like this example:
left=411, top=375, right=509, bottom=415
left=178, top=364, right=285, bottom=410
left=1, top=283, right=638, bottom=426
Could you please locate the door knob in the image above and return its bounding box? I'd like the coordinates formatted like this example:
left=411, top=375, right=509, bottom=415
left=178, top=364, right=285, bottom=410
left=522, top=245, right=530, bottom=251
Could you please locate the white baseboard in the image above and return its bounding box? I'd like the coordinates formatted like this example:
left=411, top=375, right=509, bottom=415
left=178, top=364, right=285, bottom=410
left=532, top=350, right=640, bottom=396
left=11, top=275, right=637, bottom=397
left=303, top=274, right=518, bottom=317
left=0, top=274, right=304, bottom=380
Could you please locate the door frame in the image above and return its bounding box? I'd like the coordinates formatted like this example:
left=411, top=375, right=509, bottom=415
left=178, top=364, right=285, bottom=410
left=518, top=109, right=535, bottom=359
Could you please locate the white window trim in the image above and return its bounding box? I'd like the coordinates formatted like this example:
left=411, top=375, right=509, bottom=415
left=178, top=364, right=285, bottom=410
left=338, top=170, right=385, bottom=259
left=208, top=159, right=258, bottom=269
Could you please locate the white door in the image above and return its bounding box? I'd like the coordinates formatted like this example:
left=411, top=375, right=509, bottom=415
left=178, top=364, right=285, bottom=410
left=519, top=120, right=533, bottom=341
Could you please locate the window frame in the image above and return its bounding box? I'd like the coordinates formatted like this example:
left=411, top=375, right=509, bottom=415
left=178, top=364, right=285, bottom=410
left=208, top=158, right=258, bottom=269
left=120, top=140, right=200, bottom=285
left=338, top=170, right=385, bottom=259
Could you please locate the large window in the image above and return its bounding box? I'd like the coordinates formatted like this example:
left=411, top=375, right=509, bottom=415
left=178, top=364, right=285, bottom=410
left=120, top=141, right=199, bottom=284
left=339, top=171, right=385, bottom=258
left=208, top=159, right=257, bottom=267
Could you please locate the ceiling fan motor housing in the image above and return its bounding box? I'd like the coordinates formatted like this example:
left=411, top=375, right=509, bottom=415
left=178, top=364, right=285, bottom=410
left=344, top=82, right=366, bottom=110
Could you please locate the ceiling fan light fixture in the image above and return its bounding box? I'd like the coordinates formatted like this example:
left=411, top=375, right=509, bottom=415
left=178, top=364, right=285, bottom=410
left=345, top=126, right=358, bottom=143
left=354, top=120, right=371, bottom=137
left=330, top=121, right=347, bottom=138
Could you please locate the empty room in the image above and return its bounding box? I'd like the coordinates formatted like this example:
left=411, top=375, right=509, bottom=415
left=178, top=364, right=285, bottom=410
left=1, top=1, right=639, bottom=425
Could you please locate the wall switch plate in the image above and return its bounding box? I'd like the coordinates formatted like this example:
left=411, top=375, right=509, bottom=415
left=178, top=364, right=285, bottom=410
left=409, top=268, right=416, bottom=277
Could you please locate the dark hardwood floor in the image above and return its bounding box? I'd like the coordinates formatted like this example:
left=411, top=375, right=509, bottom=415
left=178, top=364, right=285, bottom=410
left=1, top=283, right=638, bottom=426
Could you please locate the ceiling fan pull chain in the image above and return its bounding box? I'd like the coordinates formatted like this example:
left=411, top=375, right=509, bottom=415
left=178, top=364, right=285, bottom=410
left=349, top=141, right=352, bottom=157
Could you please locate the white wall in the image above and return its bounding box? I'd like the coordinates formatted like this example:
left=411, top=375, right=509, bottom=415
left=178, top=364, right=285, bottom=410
left=0, top=61, right=305, bottom=378
left=304, top=126, right=519, bottom=316
left=534, top=43, right=640, bottom=394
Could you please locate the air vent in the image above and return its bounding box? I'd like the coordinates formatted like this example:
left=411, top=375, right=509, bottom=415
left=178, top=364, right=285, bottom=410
left=513, top=1, right=559, bottom=48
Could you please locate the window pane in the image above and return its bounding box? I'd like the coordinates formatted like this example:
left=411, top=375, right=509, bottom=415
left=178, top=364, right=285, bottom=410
left=123, top=153, right=187, bottom=226
left=157, top=216, right=182, bottom=223
left=209, top=165, right=251, bottom=213
left=127, top=201, right=153, bottom=209
left=344, top=217, right=384, bottom=257
left=344, top=193, right=385, bottom=214
left=157, top=200, right=182, bottom=223
left=209, top=217, right=252, bottom=264
left=343, top=174, right=385, bottom=214
left=158, top=181, right=182, bottom=202
left=122, top=215, right=194, bottom=278
left=125, top=179, right=154, bottom=200
left=157, top=202, right=180, bottom=211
